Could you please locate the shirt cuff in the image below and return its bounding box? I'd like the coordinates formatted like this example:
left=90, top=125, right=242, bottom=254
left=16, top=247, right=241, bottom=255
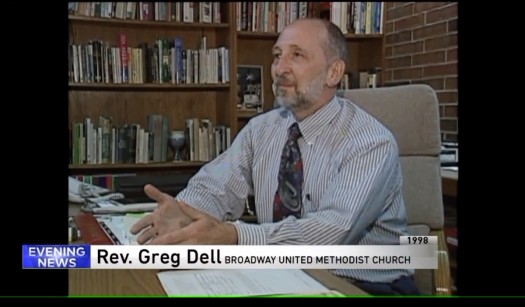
left=175, top=193, right=223, bottom=220
left=232, top=222, right=267, bottom=245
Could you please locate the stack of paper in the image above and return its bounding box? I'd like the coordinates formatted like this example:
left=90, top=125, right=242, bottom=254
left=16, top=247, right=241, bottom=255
left=96, top=213, right=149, bottom=245
left=92, top=201, right=157, bottom=214
left=156, top=269, right=336, bottom=297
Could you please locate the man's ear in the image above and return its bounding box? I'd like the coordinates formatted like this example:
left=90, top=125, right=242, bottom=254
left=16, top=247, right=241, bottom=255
left=326, top=60, right=346, bottom=88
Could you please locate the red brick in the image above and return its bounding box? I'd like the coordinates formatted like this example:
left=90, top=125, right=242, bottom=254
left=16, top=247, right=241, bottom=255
left=385, top=46, right=394, bottom=57
left=440, top=119, right=457, bottom=132
left=384, top=81, right=412, bottom=87
left=387, top=3, right=414, bottom=21
left=445, top=77, right=457, bottom=90
left=413, top=22, right=448, bottom=40
left=393, top=2, right=412, bottom=9
left=386, top=21, right=394, bottom=33
left=448, top=19, right=458, bottom=32
left=412, top=78, right=445, bottom=90
left=394, top=14, right=425, bottom=32
left=444, top=105, right=458, bottom=117
left=386, top=30, right=412, bottom=44
left=425, top=34, right=457, bottom=51
left=414, top=2, right=449, bottom=13
left=386, top=56, right=412, bottom=69
left=393, top=41, right=424, bottom=56
left=426, top=4, right=458, bottom=24
left=392, top=67, right=423, bottom=80
left=386, top=2, right=395, bottom=10
left=447, top=48, right=457, bottom=61
left=413, top=51, right=446, bottom=66
left=439, top=105, right=444, bottom=117
left=384, top=70, right=394, bottom=82
left=437, top=91, right=458, bottom=103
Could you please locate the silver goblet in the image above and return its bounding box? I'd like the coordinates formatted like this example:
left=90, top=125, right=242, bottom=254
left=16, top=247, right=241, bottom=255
left=168, top=130, right=186, bottom=161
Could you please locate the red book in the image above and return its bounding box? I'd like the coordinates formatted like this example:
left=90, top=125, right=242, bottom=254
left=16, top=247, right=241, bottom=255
left=73, top=213, right=113, bottom=245
left=119, top=33, right=128, bottom=83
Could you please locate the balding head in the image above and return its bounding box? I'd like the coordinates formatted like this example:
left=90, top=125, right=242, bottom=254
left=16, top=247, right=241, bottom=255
left=271, top=18, right=347, bottom=120
left=286, top=18, right=348, bottom=64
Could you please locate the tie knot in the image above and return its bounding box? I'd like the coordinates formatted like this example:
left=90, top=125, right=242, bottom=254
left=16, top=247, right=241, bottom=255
left=288, top=123, right=302, bottom=141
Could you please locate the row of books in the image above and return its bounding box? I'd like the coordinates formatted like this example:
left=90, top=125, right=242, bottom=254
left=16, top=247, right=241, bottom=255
left=337, top=68, right=382, bottom=90
left=70, top=115, right=167, bottom=165
left=70, top=174, right=137, bottom=190
left=68, top=2, right=223, bottom=24
left=321, top=2, right=384, bottom=35
left=69, top=115, right=232, bottom=165
left=68, top=35, right=230, bottom=85
left=235, top=2, right=313, bottom=33
left=235, top=2, right=384, bottom=35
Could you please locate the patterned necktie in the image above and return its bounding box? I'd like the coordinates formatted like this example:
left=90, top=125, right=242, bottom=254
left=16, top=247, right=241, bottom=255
left=273, top=122, right=303, bottom=222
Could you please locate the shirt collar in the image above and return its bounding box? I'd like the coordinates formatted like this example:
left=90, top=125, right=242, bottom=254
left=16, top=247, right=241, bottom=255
left=287, top=95, right=341, bottom=144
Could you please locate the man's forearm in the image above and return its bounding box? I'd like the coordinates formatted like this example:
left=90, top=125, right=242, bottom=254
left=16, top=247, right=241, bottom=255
left=176, top=187, right=228, bottom=220
left=231, top=213, right=354, bottom=246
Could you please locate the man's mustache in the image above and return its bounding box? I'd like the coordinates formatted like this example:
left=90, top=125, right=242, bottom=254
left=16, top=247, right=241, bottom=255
left=273, top=77, right=295, bottom=86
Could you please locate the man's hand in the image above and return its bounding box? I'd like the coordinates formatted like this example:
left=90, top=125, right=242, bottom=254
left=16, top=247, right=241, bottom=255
left=130, top=184, right=192, bottom=244
left=148, top=201, right=239, bottom=245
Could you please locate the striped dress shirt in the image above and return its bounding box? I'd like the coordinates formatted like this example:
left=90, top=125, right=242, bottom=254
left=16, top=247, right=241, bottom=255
left=176, top=94, right=414, bottom=283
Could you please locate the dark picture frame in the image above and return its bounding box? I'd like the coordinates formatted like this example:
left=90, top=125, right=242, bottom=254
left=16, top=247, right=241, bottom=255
left=237, top=65, right=264, bottom=111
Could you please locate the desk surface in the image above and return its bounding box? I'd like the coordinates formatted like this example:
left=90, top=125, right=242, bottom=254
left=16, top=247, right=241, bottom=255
left=441, top=169, right=458, bottom=197
left=441, top=169, right=458, bottom=180
left=68, top=204, right=367, bottom=296
left=69, top=269, right=368, bottom=296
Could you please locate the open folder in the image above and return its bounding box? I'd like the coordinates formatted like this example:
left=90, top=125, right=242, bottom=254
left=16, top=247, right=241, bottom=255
left=73, top=213, right=146, bottom=245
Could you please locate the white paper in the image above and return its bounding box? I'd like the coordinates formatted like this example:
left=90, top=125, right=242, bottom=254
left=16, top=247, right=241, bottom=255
left=92, top=202, right=157, bottom=214
left=157, top=269, right=330, bottom=296
left=95, top=214, right=149, bottom=245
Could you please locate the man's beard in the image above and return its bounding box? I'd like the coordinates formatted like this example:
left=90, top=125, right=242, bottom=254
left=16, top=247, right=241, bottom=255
left=273, top=72, right=326, bottom=112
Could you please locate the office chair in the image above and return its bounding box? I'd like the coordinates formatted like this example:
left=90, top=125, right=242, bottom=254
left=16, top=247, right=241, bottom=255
left=337, top=84, right=453, bottom=295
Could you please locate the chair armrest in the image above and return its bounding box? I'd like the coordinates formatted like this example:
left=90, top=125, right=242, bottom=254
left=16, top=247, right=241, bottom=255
left=431, top=230, right=452, bottom=295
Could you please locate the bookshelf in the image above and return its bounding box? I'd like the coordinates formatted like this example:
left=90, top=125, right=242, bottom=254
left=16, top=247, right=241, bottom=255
left=235, top=2, right=386, bottom=131
left=68, top=2, right=386, bottom=178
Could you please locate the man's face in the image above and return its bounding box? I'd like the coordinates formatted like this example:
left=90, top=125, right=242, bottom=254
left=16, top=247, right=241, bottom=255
left=271, top=21, right=329, bottom=111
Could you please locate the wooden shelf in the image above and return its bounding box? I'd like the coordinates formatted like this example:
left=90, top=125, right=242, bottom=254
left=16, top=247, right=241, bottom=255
left=238, top=115, right=256, bottom=119
left=237, top=31, right=279, bottom=39
left=237, top=31, right=384, bottom=41
left=68, top=15, right=230, bottom=29
left=69, top=162, right=206, bottom=171
left=344, top=33, right=384, bottom=40
left=68, top=83, right=230, bottom=91
left=69, top=3, right=386, bottom=176
left=237, top=109, right=262, bottom=119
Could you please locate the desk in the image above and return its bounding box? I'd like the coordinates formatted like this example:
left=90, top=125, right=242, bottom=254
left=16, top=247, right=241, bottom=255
left=69, top=269, right=368, bottom=296
left=68, top=204, right=367, bottom=296
left=441, top=169, right=458, bottom=198
left=440, top=169, right=458, bottom=293
left=68, top=203, right=259, bottom=223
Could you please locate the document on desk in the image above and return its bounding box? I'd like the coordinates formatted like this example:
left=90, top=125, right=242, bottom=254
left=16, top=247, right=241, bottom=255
left=92, top=201, right=157, bottom=214
left=95, top=213, right=148, bottom=245
left=157, top=269, right=331, bottom=296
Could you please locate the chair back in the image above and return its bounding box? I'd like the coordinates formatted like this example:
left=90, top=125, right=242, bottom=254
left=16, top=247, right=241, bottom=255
left=337, top=84, right=450, bottom=295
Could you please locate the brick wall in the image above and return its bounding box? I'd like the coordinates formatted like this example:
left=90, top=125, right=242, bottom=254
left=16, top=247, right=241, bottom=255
left=384, top=2, right=458, bottom=142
